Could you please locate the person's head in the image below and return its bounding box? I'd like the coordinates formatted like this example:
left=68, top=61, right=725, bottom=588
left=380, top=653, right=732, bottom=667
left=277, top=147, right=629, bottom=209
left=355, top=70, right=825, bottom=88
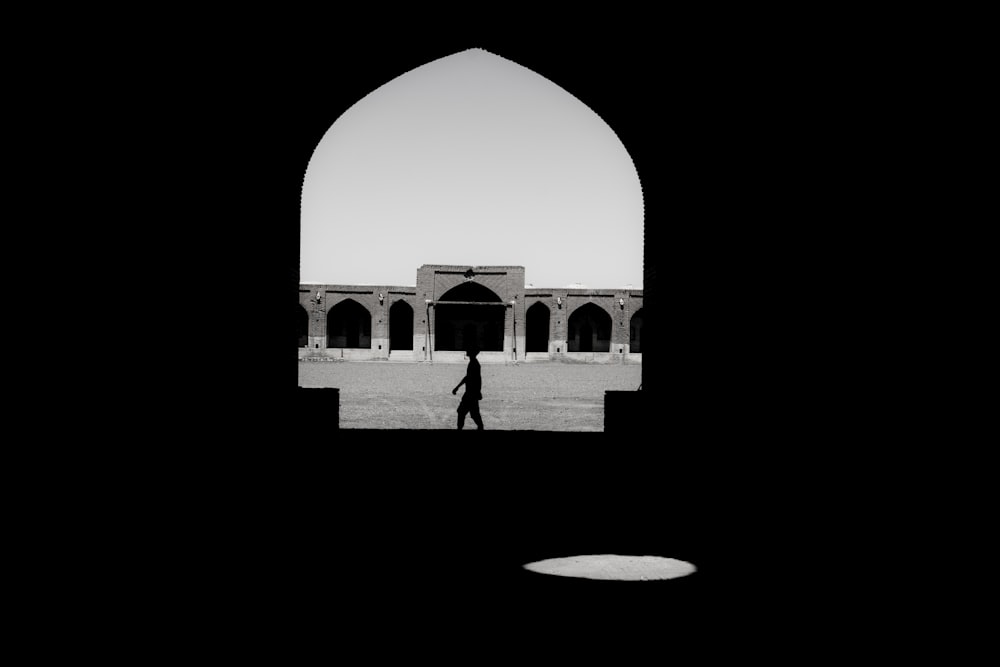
left=467, top=346, right=479, bottom=358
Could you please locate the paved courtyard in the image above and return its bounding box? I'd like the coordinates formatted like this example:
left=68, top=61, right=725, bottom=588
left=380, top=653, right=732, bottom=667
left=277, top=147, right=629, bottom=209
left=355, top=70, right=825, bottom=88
left=298, top=361, right=642, bottom=431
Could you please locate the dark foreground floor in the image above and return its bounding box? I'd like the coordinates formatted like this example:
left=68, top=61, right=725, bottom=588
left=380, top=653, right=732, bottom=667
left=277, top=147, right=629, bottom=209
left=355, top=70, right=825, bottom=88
left=161, top=427, right=804, bottom=658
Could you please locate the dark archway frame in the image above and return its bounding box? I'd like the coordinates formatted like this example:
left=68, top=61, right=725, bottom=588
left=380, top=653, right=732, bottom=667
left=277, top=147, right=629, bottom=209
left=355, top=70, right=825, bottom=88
left=297, top=304, right=309, bottom=348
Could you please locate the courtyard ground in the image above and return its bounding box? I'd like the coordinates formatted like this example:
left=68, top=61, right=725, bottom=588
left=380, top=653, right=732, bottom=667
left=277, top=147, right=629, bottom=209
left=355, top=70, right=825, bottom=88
left=298, top=360, right=642, bottom=431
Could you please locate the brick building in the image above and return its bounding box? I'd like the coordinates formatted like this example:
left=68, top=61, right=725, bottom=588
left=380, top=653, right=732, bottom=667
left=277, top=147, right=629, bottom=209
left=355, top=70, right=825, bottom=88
left=298, top=264, right=642, bottom=363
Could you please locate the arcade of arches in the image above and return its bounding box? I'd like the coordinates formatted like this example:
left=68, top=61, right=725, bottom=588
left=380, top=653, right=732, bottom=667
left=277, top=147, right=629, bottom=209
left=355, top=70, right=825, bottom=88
left=298, top=264, right=642, bottom=363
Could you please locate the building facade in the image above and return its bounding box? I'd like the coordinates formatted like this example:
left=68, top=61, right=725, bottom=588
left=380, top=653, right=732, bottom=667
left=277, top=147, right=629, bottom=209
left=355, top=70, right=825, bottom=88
left=299, top=265, right=642, bottom=363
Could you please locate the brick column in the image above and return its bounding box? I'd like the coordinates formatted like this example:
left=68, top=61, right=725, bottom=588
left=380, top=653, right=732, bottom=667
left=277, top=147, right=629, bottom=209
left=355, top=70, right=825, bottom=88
left=507, top=269, right=526, bottom=361
left=551, top=292, right=568, bottom=356
left=416, top=267, right=434, bottom=361
left=307, top=288, right=326, bottom=352
left=372, top=288, right=389, bottom=359
left=423, top=300, right=434, bottom=361
left=611, top=290, right=630, bottom=355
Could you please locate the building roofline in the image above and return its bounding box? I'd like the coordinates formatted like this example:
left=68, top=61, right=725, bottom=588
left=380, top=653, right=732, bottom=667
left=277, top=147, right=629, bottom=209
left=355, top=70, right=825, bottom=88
left=418, top=264, right=525, bottom=271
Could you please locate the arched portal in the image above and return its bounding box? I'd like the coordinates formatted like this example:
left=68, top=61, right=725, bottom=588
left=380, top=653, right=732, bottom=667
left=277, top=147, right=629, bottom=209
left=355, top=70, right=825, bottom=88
left=327, top=299, right=371, bottom=349
left=300, top=49, right=644, bottom=326
left=389, top=300, right=414, bottom=351
left=297, top=304, right=309, bottom=347
left=435, top=282, right=504, bottom=352
left=630, top=308, right=643, bottom=354
left=526, top=302, right=550, bottom=353
left=567, top=303, right=612, bottom=353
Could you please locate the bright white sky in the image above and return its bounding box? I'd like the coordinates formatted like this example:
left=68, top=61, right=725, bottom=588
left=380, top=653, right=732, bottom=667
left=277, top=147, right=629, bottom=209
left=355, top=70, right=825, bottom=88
left=301, top=48, right=643, bottom=289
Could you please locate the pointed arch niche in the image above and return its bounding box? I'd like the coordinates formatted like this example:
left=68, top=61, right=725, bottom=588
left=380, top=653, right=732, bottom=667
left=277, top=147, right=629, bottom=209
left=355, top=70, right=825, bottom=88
left=435, top=282, right=505, bottom=352
left=630, top=307, right=644, bottom=354
left=567, top=303, right=612, bottom=353
left=389, top=300, right=414, bottom=352
left=526, top=302, right=550, bottom=353
left=327, top=299, right=371, bottom=349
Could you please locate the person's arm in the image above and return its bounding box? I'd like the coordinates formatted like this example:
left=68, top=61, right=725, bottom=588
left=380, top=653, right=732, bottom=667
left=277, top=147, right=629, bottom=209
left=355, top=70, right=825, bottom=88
left=452, top=376, right=466, bottom=394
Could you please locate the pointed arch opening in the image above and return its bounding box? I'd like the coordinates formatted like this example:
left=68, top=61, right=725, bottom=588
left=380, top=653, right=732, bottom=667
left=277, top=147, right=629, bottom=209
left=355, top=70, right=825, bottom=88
left=526, top=302, right=550, bottom=353
left=567, top=303, right=612, bottom=353
left=300, top=48, right=643, bottom=300
left=630, top=308, right=643, bottom=354
left=327, top=299, right=371, bottom=349
left=435, top=282, right=505, bottom=352
left=439, top=282, right=503, bottom=303
left=389, top=300, right=414, bottom=351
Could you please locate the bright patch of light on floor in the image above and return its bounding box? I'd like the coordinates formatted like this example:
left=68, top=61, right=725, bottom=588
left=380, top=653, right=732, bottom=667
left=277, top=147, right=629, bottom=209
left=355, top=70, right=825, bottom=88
left=523, top=555, right=696, bottom=581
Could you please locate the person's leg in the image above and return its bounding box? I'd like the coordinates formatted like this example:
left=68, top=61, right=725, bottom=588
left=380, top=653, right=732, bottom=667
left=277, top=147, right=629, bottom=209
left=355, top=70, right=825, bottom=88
left=470, top=402, right=484, bottom=430
left=457, top=400, right=467, bottom=430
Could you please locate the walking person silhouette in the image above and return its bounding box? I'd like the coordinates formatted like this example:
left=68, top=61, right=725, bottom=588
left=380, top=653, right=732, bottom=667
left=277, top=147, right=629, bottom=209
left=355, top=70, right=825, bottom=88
left=452, top=345, right=484, bottom=430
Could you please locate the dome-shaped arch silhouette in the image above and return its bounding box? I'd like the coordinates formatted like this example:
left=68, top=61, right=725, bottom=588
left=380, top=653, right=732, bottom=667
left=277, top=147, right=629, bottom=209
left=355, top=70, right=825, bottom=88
left=526, top=302, right=550, bottom=353
left=389, top=300, right=414, bottom=351
left=436, top=282, right=504, bottom=352
left=567, top=303, right=612, bottom=353
left=300, top=49, right=643, bottom=294
left=439, top=282, right=503, bottom=303
left=297, top=304, right=309, bottom=347
left=630, top=307, right=643, bottom=354
left=327, top=299, right=371, bottom=349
